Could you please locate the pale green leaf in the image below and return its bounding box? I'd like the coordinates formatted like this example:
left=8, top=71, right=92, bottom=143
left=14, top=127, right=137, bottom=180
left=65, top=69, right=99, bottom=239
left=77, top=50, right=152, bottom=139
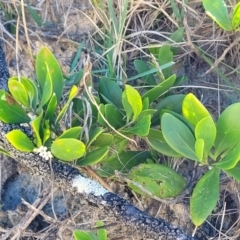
left=6, top=130, right=35, bottom=152
left=161, top=113, right=198, bottom=161
left=190, top=168, right=220, bottom=226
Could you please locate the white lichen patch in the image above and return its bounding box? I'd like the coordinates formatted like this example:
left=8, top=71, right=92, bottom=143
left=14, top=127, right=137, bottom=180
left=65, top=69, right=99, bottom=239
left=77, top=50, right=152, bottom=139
left=72, top=175, right=108, bottom=196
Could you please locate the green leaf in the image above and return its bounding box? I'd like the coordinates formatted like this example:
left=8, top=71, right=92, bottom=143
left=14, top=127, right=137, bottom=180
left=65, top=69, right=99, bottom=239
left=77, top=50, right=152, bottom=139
left=146, top=129, right=182, bottom=157
left=8, top=79, right=29, bottom=108
left=232, top=2, right=240, bottom=29
left=98, top=151, right=150, bottom=177
left=161, top=113, right=198, bottom=161
left=30, top=111, right=43, bottom=147
left=51, top=138, right=85, bottom=161
left=202, top=0, right=232, bottom=31
left=40, top=65, right=53, bottom=107
left=73, top=231, right=98, bottom=240
left=195, top=139, right=204, bottom=161
left=224, top=162, right=240, bottom=182
left=45, top=93, right=57, bottom=121
left=195, top=116, right=216, bottom=158
left=96, top=221, right=107, bottom=240
left=170, top=27, right=184, bottom=54
left=158, top=46, right=173, bottom=79
left=0, top=90, right=30, bottom=123
left=55, top=85, right=78, bottom=124
left=20, top=77, right=38, bottom=109
left=124, top=85, right=142, bottom=121
left=142, top=74, right=176, bottom=104
left=91, top=133, right=114, bottom=147
left=36, top=47, right=63, bottom=103
left=122, top=91, right=133, bottom=123
left=190, top=168, right=220, bottom=226
left=43, top=120, right=51, bottom=145
left=87, top=127, right=104, bottom=147
left=6, top=130, right=35, bottom=152
left=213, top=142, right=240, bottom=170
left=98, top=77, right=123, bottom=109
left=77, top=146, right=109, bottom=166
left=26, top=4, right=42, bottom=27
left=128, top=163, right=186, bottom=198
left=97, top=104, right=107, bottom=127
left=214, top=103, right=240, bottom=158
left=182, top=93, right=210, bottom=126
left=58, top=127, right=82, bottom=139
left=137, top=109, right=156, bottom=120
left=133, top=59, right=156, bottom=85
left=105, top=104, right=125, bottom=129
left=124, top=115, right=151, bottom=136
left=151, top=94, right=185, bottom=126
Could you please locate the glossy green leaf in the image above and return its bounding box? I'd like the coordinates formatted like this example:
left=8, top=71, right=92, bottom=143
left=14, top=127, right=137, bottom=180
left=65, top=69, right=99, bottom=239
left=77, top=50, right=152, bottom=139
left=0, top=90, right=30, bottom=123
left=161, top=113, right=198, bottom=161
left=147, top=129, right=182, bottom=157
left=142, top=97, right=149, bottom=110
left=182, top=93, right=210, bottom=126
left=91, top=133, right=114, bottom=147
left=73, top=231, right=98, bottom=240
left=43, top=120, right=51, bottom=145
left=55, top=85, right=78, bottom=124
left=124, top=85, right=142, bottom=121
left=202, top=0, right=232, bottom=31
left=45, top=93, right=57, bottom=121
left=8, top=79, right=29, bottom=108
left=77, top=146, right=109, bottom=166
left=40, top=65, right=53, bottom=107
left=6, top=130, right=35, bottom=152
left=98, top=77, right=123, bottom=109
left=124, top=115, right=151, bottom=137
left=214, top=103, right=240, bottom=158
left=97, top=104, right=107, bottom=127
left=128, top=163, right=186, bottom=198
left=87, top=127, right=104, bottom=147
left=195, top=139, right=204, bottom=161
left=35, top=47, right=63, bottom=103
left=31, top=110, right=43, bottom=147
left=51, top=138, right=85, bottom=161
left=98, top=151, right=150, bottom=177
left=58, top=127, right=82, bottom=139
left=105, top=104, right=125, bottom=129
left=122, top=91, right=133, bottom=123
left=20, top=77, right=38, bottom=109
left=142, top=74, right=176, bottom=104
left=190, top=168, right=220, bottom=226
left=96, top=220, right=107, bottom=240
left=213, top=142, right=240, bottom=170
left=195, top=116, right=216, bottom=157
left=224, top=162, right=240, bottom=182
left=151, top=94, right=185, bottom=126
left=133, top=59, right=156, bottom=85
left=232, top=2, right=240, bottom=29
left=158, top=45, right=173, bottom=78
left=137, top=109, right=156, bottom=120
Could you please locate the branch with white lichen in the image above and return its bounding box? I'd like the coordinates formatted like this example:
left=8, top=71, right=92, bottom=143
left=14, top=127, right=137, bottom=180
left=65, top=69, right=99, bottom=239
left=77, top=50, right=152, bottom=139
left=0, top=42, right=195, bottom=240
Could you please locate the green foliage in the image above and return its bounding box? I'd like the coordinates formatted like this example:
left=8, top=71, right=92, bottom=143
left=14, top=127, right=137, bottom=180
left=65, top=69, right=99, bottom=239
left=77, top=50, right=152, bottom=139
left=73, top=221, right=107, bottom=240
left=6, top=130, right=35, bottom=152
left=4, top=45, right=239, bottom=231
left=156, top=93, right=240, bottom=226
left=202, top=0, right=240, bottom=31
left=127, top=163, right=186, bottom=198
